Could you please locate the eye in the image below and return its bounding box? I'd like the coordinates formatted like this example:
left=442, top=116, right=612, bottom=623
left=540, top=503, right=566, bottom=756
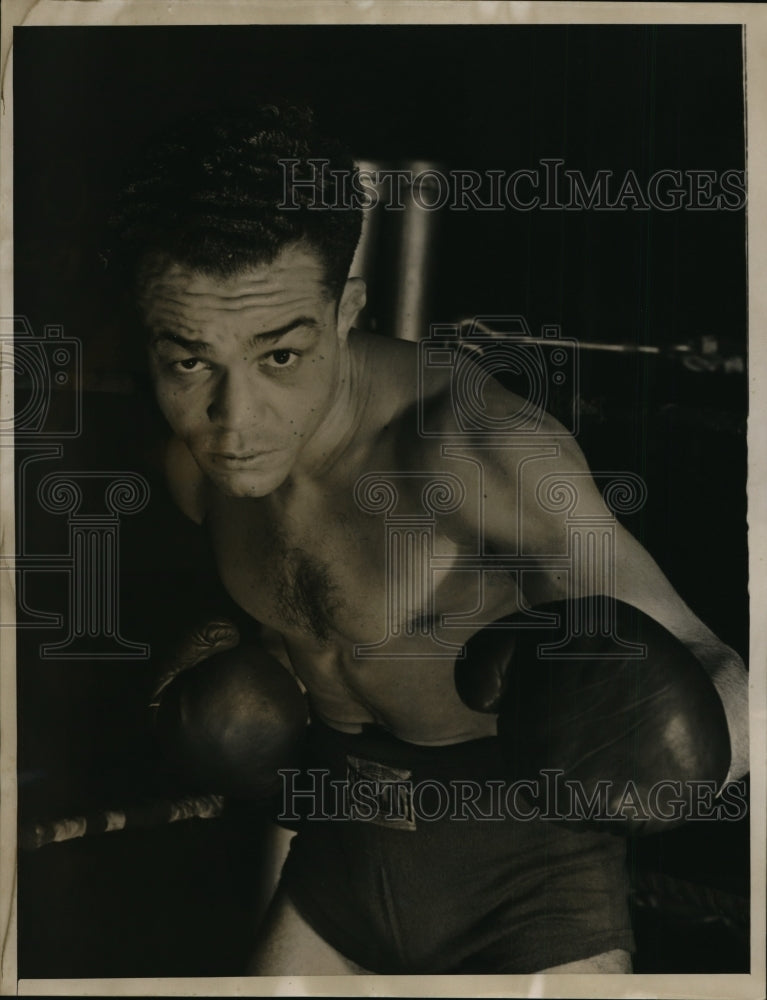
left=171, top=357, right=207, bottom=374
left=264, top=348, right=300, bottom=370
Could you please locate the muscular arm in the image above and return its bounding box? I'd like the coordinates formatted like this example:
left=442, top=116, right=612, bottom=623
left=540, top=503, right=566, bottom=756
left=471, top=403, right=749, bottom=784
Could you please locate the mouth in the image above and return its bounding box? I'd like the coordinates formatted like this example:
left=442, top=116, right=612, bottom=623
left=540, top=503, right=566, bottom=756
left=211, top=449, right=281, bottom=469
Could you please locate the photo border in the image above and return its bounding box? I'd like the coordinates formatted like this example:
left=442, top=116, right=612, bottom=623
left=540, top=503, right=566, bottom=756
left=1, top=3, right=764, bottom=998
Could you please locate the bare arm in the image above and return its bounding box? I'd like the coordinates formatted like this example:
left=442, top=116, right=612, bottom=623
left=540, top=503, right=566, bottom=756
left=473, top=404, right=749, bottom=784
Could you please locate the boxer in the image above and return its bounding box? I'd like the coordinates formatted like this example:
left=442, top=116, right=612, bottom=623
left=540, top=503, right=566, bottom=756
left=111, top=104, right=749, bottom=974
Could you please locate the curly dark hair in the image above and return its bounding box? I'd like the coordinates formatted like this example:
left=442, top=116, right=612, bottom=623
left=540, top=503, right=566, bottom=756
left=109, top=103, right=363, bottom=300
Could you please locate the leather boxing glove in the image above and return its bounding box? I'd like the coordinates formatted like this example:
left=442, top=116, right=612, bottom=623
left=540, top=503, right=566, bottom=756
left=456, top=598, right=731, bottom=834
left=150, top=619, right=307, bottom=799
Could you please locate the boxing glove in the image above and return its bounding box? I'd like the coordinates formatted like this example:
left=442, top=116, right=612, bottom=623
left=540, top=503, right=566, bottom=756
left=150, top=619, right=308, bottom=799
left=456, top=598, right=731, bottom=834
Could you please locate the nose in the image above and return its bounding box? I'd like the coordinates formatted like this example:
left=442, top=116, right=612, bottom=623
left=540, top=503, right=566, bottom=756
left=206, top=368, right=263, bottom=431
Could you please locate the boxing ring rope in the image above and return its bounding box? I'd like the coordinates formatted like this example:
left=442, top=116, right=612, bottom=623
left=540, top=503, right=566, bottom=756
left=18, top=790, right=748, bottom=938
left=20, top=793, right=225, bottom=852
left=450, top=317, right=744, bottom=371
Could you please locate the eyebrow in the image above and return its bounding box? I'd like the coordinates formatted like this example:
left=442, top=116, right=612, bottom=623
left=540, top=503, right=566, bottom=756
left=151, top=317, right=320, bottom=353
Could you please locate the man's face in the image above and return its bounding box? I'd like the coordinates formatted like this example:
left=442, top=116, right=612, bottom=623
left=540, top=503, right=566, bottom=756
left=142, top=244, right=355, bottom=498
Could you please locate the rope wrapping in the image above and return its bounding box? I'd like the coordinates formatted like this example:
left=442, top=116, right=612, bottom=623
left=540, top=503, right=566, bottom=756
left=20, top=793, right=225, bottom=851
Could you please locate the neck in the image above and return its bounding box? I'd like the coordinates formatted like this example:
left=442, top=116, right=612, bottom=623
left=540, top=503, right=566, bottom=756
left=289, top=332, right=369, bottom=484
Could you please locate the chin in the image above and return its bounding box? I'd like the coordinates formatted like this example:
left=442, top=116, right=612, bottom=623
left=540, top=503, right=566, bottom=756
left=206, top=464, right=291, bottom=499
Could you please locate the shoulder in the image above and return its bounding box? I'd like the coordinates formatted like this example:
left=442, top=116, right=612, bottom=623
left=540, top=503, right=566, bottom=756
left=165, top=436, right=208, bottom=525
left=351, top=329, right=595, bottom=481
left=420, top=369, right=604, bottom=546
left=416, top=352, right=589, bottom=470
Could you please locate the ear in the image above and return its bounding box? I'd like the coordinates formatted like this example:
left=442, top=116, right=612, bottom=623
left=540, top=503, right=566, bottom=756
left=336, top=277, right=367, bottom=340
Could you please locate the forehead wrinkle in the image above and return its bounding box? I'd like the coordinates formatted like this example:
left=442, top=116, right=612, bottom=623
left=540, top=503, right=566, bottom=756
left=167, top=283, right=316, bottom=300
left=146, top=296, right=322, bottom=351
left=140, top=257, right=335, bottom=342
left=143, top=301, right=197, bottom=334
left=148, top=287, right=324, bottom=313
left=146, top=260, right=326, bottom=297
left=168, top=268, right=324, bottom=296
left=177, top=294, right=320, bottom=313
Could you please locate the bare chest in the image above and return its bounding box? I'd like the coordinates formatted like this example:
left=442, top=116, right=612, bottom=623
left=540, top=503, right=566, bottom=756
left=207, top=489, right=371, bottom=643
left=205, top=470, right=521, bottom=741
left=206, top=482, right=518, bottom=651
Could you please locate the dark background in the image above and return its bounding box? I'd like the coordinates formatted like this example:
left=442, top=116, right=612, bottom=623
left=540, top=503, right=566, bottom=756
left=14, top=24, right=749, bottom=977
